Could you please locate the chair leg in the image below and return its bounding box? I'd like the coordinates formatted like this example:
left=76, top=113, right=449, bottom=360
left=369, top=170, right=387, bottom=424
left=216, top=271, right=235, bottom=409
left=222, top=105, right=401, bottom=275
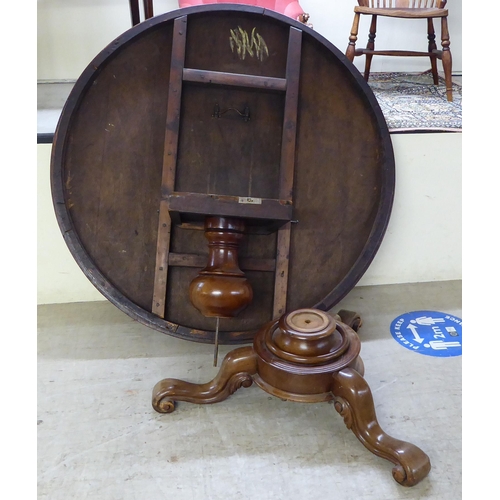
left=440, top=16, right=453, bottom=102
left=346, top=12, right=360, bottom=62
left=129, top=0, right=140, bottom=26
left=363, top=15, right=377, bottom=82
left=143, top=0, right=154, bottom=20
left=427, top=18, right=439, bottom=85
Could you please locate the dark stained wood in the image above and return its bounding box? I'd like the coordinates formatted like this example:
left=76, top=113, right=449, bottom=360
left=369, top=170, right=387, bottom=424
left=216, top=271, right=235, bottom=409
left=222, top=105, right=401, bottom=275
left=272, top=27, right=302, bottom=318
left=357, top=49, right=442, bottom=57
left=152, top=201, right=172, bottom=317
left=440, top=15, right=452, bottom=99
left=183, top=9, right=290, bottom=78
left=51, top=24, right=172, bottom=312
left=129, top=0, right=153, bottom=26
left=167, top=191, right=292, bottom=227
left=279, top=27, right=302, bottom=202
left=143, top=0, right=154, bottom=20
left=152, top=15, right=187, bottom=317
left=160, top=15, right=187, bottom=198
left=183, top=68, right=287, bottom=91
left=273, top=222, right=291, bottom=318
left=174, top=83, right=284, bottom=201
left=129, top=0, right=140, bottom=26
left=287, top=32, right=394, bottom=313
left=51, top=6, right=395, bottom=344
left=168, top=252, right=276, bottom=272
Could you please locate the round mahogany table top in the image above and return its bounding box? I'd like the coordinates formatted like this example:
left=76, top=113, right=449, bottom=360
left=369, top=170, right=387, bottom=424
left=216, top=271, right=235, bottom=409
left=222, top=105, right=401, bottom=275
left=51, top=5, right=395, bottom=343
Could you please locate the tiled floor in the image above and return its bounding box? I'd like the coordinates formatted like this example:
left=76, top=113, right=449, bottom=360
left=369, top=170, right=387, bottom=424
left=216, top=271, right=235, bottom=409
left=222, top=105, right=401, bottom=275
left=38, top=280, right=462, bottom=499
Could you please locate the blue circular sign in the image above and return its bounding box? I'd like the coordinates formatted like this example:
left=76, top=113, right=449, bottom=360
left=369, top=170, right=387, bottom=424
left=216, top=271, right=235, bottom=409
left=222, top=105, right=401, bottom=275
left=390, top=310, right=462, bottom=357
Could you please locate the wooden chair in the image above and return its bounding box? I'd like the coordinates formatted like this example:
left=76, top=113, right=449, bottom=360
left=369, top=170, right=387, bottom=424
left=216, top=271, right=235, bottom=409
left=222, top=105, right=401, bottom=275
left=345, top=1, right=453, bottom=101
left=129, top=0, right=153, bottom=25
left=129, top=0, right=309, bottom=26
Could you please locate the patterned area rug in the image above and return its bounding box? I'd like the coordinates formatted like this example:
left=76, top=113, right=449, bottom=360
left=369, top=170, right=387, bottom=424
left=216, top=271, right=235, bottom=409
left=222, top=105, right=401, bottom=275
left=367, top=71, right=462, bottom=133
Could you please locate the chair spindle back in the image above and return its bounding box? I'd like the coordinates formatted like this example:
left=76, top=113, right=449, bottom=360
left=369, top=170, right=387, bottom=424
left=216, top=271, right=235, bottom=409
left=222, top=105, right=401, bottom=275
left=358, top=1, right=447, bottom=8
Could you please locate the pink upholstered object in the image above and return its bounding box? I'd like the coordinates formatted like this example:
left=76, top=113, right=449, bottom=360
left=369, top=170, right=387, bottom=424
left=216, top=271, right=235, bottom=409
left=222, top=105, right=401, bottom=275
left=177, top=0, right=305, bottom=21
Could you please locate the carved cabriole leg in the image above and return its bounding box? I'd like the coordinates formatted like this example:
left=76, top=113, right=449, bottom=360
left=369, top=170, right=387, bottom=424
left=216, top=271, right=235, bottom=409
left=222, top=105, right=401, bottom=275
left=152, top=310, right=431, bottom=487
left=346, top=12, right=360, bottom=62
left=427, top=18, right=439, bottom=85
left=331, top=368, right=431, bottom=487
left=440, top=16, right=453, bottom=102
left=364, top=15, right=377, bottom=81
left=335, top=309, right=363, bottom=332
left=152, top=346, right=257, bottom=413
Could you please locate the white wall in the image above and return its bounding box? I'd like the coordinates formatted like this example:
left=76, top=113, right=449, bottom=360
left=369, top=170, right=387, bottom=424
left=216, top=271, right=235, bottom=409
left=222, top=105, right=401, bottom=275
left=37, top=132, right=462, bottom=305
left=37, top=0, right=462, bottom=81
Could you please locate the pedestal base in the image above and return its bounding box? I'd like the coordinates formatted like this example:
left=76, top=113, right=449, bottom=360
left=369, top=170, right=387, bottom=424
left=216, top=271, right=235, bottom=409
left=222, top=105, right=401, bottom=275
left=152, top=309, right=430, bottom=487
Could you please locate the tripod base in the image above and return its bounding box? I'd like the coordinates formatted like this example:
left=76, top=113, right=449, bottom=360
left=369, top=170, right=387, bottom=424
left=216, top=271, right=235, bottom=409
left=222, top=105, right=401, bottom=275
left=152, top=309, right=430, bottom=487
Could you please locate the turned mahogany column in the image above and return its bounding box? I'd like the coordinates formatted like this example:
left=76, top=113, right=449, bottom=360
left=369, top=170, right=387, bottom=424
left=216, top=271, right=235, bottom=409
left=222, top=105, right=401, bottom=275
left=189, top=216, right=253, bottom=364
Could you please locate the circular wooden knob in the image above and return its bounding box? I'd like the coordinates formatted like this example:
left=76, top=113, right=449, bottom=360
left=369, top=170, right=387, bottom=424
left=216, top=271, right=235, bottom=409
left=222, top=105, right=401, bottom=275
left=189, top=217, right=253, bottom=318
left=272, top=309, right=338, bottom=358
left=261, top=308, right=349, bottom=365
left=285, top=309, right=331, bottom=334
